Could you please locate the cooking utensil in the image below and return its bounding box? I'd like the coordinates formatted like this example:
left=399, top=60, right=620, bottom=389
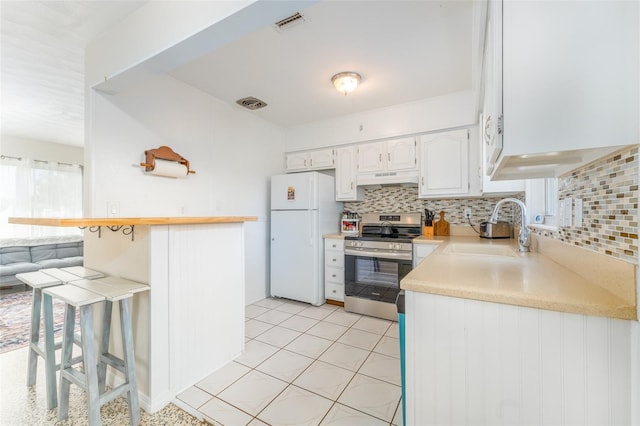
left=434, top=211, right=450, bottom=236
left=424, top=209, right=434, bottom=226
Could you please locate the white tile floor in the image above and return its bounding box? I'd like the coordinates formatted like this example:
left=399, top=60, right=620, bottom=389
left=177, top=298, right=403, bottom=426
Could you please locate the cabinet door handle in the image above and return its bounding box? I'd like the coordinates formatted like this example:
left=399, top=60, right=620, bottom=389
left=332, top=258, right=337, bottom=262
left=484, top=115, right=493, bottom=144
left=310, top=158, right=313, bottom=167
left=332, top=244, right=337, bottom=248
left=388, top=153, right=391, bottom=162
left=332, top=274, right=337, bottom=278
left=421, top=176, right=424, bottom=186
left=379, top=153, right=382, bottom=162
left=350, top=182, right=354, bottom=190
left=304, top=159, right=307, bottom=166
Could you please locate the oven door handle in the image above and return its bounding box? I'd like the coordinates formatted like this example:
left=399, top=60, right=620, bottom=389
left=345, top=248, right=412, bottom=261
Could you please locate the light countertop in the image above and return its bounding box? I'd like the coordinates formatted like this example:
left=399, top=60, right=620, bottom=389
left=402, top=235, right=637, bottom=320
left=8, top=217, right=257, bottom=227
left=323, top=233, right=347, bottom=239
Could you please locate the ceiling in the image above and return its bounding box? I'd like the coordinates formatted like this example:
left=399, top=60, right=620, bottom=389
left=169, top=0, right=474, bottom=127
left=0, top=0, right=144, bottom=147
left=1, top=0, right=475, bottom=147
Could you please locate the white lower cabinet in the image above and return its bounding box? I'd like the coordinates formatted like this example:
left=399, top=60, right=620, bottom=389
left=405, top=291, right=634, bottom=425
left=324, top=238, right=345, bottom=301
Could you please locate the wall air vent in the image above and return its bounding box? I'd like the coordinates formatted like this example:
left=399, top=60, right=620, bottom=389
left=236, top=97, right=268, bottom=110
left=274, top=12, right=305, bottom=30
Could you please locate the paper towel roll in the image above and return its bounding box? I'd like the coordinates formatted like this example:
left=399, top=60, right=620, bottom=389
left=149, top=159, right=189, bottom=178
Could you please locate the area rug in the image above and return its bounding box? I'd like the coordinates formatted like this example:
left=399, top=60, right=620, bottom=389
left=0, top=289, right=70, bottom=354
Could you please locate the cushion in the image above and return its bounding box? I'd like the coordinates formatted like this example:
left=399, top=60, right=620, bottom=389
left=0, top=246, right=31, bottom=265
left=61, top=256, right=83, bottom=267
left=56, top=242, right=83, bottom=259
left=35, top=259, right=70, bottom=268
left=0, top=262, right=40, bottom=276
left=30, top=244, right=57, bottom=263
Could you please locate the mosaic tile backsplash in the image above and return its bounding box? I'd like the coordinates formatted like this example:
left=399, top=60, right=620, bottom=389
left=344, top=188, right=524, bottom=227
left=531, top=145, right=638, bottom=264
left=344, top=145, right=638, bottom=264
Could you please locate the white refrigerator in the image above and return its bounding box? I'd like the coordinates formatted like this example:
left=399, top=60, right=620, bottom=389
left=270, top=172, right=342, bottom=306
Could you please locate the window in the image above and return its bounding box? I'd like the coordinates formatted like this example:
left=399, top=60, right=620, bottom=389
left=0, top=157, right=83, bottom=238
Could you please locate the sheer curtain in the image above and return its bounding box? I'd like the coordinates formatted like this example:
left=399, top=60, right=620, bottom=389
left=0, top=157, right=83, bottom=238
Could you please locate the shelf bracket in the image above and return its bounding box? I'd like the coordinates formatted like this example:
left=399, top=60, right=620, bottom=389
left=78, top=225, right=135, bottom=241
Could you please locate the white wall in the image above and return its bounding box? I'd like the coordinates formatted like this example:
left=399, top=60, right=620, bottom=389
left=284, top=90, right=476, bottom=152
left=0, top=135, right=83, bottom=165
left=86, top=73, right=284, bottom=304
left=86, top=1, right=311, bottom=95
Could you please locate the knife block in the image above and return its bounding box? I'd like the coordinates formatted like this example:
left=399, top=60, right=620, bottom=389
left=422, top=226, right=434, bottom=237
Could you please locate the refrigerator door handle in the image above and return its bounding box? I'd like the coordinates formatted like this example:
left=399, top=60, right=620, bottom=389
left=308, top=211, right=313, bottom=246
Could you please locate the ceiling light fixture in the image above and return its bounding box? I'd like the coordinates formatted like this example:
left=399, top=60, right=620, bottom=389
left=331, top=72, right=361, bottom=96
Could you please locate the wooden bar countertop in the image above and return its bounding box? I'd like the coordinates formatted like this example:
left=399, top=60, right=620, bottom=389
left=8, top=217, right=258, bottom=227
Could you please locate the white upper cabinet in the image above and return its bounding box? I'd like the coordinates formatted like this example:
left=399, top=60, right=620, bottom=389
left=335, top=146, right=364, bottom=201
left=386, top=138, right=417, bottom=171
left=357, top=138, right=417, bottom=173
left=419, top=129, right=469, bottom=198
left=285, top=148, right=335, bottom=172
left=485, top=0, right=638, bottom=180
left=357, top=142, right=385, bottom=173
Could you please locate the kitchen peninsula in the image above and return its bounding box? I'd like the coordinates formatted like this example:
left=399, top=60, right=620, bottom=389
left=403, top=235, right=637, bottom=425
left=9, top=216, right=257, bottom=413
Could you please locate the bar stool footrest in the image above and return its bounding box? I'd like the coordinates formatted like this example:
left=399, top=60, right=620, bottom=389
left=55, top=356, right=84, bottom=371
left=100, top=353, right=125, bottom=374
left=61, top=367, right=86, bottom=389
left=99, top=383, right=132, bottom=406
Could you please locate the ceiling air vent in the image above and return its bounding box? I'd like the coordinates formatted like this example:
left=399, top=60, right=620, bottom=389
left=274, top=12, right=305, bottom=30
left=236, top=96, right=268, bottom=110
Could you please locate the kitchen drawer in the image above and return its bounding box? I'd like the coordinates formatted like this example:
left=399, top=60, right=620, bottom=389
left=325, top=252, right=344, bottom=268
left=325, top=265, right=344, bottom=285
left=325, top=282, right=345, bottom=302
left=325, top=239, right=345, bottom=252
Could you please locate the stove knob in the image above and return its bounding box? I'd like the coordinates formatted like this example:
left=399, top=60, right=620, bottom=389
left=357, top=242, right=363, bottom=247
left=388, top=243, right=394, bottom=249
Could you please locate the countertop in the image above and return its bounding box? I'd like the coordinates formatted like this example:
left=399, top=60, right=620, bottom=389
left=402, top=235, right=637, bottom=320
left=8, top=217, right=258, bottom=227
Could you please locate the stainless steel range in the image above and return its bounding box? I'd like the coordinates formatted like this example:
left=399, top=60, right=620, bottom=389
left=344, top=212, right=422, bottom=320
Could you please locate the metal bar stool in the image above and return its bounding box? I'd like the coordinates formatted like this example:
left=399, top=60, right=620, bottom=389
left=15, top=271, right=62, bottom=410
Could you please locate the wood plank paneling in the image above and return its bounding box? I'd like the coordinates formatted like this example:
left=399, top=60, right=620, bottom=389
left=168, top=224, right=245, bottom=393
left=406, top=291, right=633, bottom=425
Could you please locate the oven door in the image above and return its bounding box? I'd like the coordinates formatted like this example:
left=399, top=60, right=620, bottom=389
left=344, top=251, right=413, bottom=304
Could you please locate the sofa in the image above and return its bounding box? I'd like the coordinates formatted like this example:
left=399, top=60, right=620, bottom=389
left=0, top=237, right=83, bottom=287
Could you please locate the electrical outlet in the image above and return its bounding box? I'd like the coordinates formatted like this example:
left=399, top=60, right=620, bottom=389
left=108, top=201, right=119, bottom=217
left=464, top=208, right=472, bottom=219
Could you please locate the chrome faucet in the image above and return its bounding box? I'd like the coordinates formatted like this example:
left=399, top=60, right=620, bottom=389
left=489, top=197, right=530, bottom=252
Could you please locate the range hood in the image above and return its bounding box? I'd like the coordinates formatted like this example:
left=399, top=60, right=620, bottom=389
left=356, top=170, right=419, bottom=188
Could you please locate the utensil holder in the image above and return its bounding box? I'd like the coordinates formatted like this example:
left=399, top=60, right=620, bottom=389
left=422, top=226, right=434, bottom=236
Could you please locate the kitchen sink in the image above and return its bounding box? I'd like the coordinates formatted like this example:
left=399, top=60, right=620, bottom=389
left=443, top=242, right=519, bottom=258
